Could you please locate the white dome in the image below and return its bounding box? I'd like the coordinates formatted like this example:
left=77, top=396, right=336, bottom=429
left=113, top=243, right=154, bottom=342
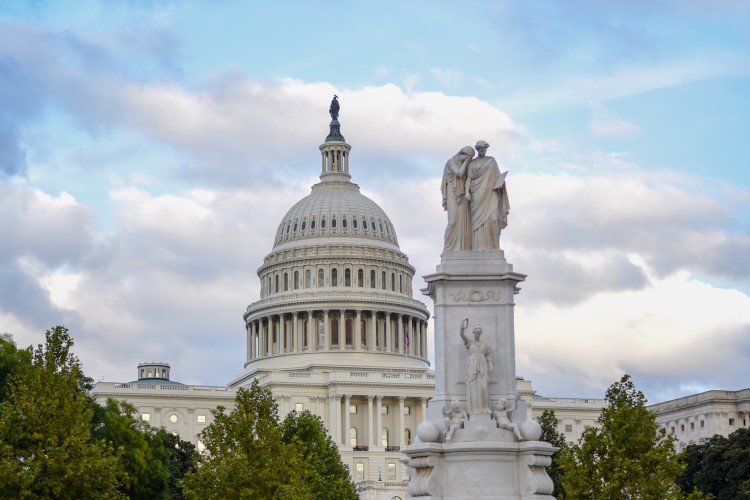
left=273, top=180, right=399, bottom=249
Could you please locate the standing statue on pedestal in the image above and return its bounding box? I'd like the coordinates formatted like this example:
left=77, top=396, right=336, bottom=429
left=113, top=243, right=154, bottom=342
left=441, top=146, right=475, bottom=251
left=459, top=318, right=493, bottom=413
left=464, top=140, right=510, bottom=250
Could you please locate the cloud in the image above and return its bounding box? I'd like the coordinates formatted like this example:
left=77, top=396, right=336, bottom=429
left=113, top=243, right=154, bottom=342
left=589, top=103, right=641, bottom=136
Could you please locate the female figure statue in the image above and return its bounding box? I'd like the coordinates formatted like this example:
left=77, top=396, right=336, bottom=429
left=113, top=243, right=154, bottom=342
left=465, top=140, right=509, bottom=250
left=441, top=146, right=474, bottom=251
left=459, top=318, right=493, bottom=413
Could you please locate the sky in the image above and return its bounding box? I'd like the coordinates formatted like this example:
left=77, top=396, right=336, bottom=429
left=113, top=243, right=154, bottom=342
left=1, top=0, right=749, bottom=404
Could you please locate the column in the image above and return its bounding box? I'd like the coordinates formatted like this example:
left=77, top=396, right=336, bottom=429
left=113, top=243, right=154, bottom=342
left=265, top=318, right=272, bottom=356
left=328, top=395, right=336, bottom=439
left=407, top=317, right=414, bottom=355
left=385, top=313, right=392, bottom=352
left=376, top=396, right=383, bottom=448
left=398, top=315, right=404, bottom=354
left=307, top=311, right=314, bottom=351
left=367, top=395, right=375, bottom=446
left=336, top=395, right=343, bottom=445
left=324, top=310, right=331, bottom=350
left=421, top=397, right=428, bottom=424
left=339, top=311, right=345, bottom=351
left=354, top=310, right=362, bottom=350
left=292, top=312, right=299, bottom=352
left=344, top=394, right=351, bottom=446
left=368, top=311, right=376, bottom=351
left=399, top=396, right=406, bottom=447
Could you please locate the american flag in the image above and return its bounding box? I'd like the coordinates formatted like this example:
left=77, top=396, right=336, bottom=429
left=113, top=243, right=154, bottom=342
left=404, top=334, right=410, bottom=352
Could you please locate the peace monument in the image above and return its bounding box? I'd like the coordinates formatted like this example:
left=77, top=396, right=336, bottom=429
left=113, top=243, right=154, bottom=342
left=405, top=141, right=556, bottom=499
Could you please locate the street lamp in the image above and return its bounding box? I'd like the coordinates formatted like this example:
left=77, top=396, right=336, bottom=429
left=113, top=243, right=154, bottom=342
left=378, top=467, right=382, bottom=481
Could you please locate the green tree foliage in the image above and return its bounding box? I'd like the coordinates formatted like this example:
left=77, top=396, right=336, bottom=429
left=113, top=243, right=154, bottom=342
left=538, top=408, right=568, bottom=499
left=183, top=380, right=312, bottom=499
left=0, top=326, right=120, bottom=499
left=160, top=430, right=198, bottom=499
left=678, top=427, right=750, bottom=499
left=0, top=333, right=31, bottom=402
left=281, top=410, right=357, bottom=500
left=559, top=374, right=686, bottom=499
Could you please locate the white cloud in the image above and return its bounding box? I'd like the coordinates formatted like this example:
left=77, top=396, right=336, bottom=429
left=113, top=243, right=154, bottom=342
left=589, top=103, right=641, bottom=137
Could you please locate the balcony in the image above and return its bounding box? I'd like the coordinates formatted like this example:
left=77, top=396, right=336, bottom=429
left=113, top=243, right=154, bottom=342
left=353, top=445, right=369, bottom=451
left=385, top=445, right=400, bottom=452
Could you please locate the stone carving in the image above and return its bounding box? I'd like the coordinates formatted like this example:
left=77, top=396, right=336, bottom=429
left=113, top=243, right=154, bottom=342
left=494, top=398, right=523, bottom=440
left=442, top=398, right=467, bottom=441
left=441, top=146, right=474, bottom=251
left=460, top=318, right=493, bottom=413
left=447, top=289, right=501, bottom=303
left=406, top=455, right=437, bottom=497
left=329, top=94, right=340, bottom=120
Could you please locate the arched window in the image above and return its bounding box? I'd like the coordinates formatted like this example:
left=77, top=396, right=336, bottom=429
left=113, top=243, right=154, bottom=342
left=357, top=269, right=363, bottom=287
left=311, top=219, right=316, bottom=230
left=331, top=218, right=337, bottom=228
left=345, top=318, right=353, bottom=345
left=363, top=220, right=368, bottom=230
left=318, top=269, right=324, bottom=287
left=370, top=270, right=376, bottom=288
left=361, top=318, right=367, bottom=347
left=331, top=317, right=339, bottom=345
left=267, top=276, right=272, bottom=294
left=303, top=318, right=309, bottom=348
left=332, top=268, right=338, bottom=287
left=391, top=272, right=395, bottom=291
left=381, top=428, right=389, bottom=447
left=342, top=218, right=348, bottom=229
left=405, top=428, right=412, bottom=445
left=301, top=221, right=306, bottom=231
left=353, top=218, right=358, bottom=229
left=294, top=271, right=299, bottom=290
left=305, top=269, right=311, bottom=288
left=284, top=273, right=289, bottom=291
left=381, top=271, right=386, bottom=290
left=321, top=218, right=327, bottom=229
left=399, top=275, right=402, bottom=293
left=275, top=274, right=279, bottom=293
left=350, top=427, right=358, bottom=446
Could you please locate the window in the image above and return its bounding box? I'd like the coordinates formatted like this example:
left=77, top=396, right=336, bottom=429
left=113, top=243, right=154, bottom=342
left=403, top=406, right=411, bottom=415
left=381, top=406, right=389, bottom=414
left=295, top=403, right=304, bottom=412
left=169, top=414, right=178, bottom=423
left=311, top=219, right=316, bottom=230
left=700, top=421, right=705, bottom=428
left=391, top=273, right=395, bottom=291
left=275, top=274, right=279, bottom=293
left=357, top=269, right=363, bottom=287
left=381, top=428, right=389, bottom=446
left=681, top=424, right=685, bottom=432
left=350, top=405, right=357, bottom=414
left=342, top=218, right=348, bottom=228
left=345, top=268, right=351, bottom=286
left=305, top=269, right=311, bottom=288
left=381, top=271, right=386, bottom=290
left=730, top=418, right=736, bottom=426
left=387, top=462, right=396, bottom=480
left=355, top=462, right=364, bottom=480
left=318, top=269, right=324, bottom=287
left=345, top=318, right=353, bottom=345
left=564, top=424, right=572, bottom=433
left=294, top=271, right=299, bottom=290
left=404, top=428, right=411, bottom=445
left=353, top=218, right=358, bottom=229
left=321, top=218, right=327, bottom=229
left=331, top=218, right=337, bottom=228
left=332, top=268, right=338, bottom=287
left=399, top=275, right=403, bottom=293
left=293, top=222, right=297, bottom=232
left=671, top=426, right=675, bottom=434
left=350, top=427, right=358, bottom=446
left=363, top=220, right=368, bottom=229
left=197, top=415, right=206, bottom=423
left=301, top=221, right=306, bottom=231
left=331, top=318, right=339, bottom=345
left=284, top=273, right=288, bottom=291
left=370, top=270, right=375, bottom=288
left=690, top=422, right=695, bottom=430
left=141, top=413, right=150, bottom=422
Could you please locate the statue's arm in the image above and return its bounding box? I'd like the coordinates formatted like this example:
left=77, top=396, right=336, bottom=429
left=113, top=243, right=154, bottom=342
left=459, top=318, right=469, bottom=345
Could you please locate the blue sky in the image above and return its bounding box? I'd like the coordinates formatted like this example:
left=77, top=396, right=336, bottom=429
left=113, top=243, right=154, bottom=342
left=2, top=0, right=750, bottom=403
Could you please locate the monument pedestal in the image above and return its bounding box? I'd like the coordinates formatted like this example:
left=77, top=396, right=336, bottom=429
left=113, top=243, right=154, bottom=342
left=406, top=250, right=555, bottom=499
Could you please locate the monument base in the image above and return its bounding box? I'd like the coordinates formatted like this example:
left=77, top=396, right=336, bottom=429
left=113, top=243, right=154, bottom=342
left=404, top=440, right=555, bottom=499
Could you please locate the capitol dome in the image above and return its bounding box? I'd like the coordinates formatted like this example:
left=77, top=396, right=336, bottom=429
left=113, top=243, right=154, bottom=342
left=234, top=113, right=431, bottom=377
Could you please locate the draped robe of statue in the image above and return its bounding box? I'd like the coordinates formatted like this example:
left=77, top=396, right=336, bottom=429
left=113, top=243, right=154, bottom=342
left=464, top=337, right=492, bottom=413
left=441, top=154, right=472, bottom=251
left=467, top=155, right=510, bottom=250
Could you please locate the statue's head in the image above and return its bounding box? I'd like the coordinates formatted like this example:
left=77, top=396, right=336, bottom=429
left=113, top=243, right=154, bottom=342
left=450, top=398, right=460, bottom=410
left=475, top=140, right=489, bottom=157
left=458, top=146, right=474, bottom=159
left=472, top=326, right=482, bottom=339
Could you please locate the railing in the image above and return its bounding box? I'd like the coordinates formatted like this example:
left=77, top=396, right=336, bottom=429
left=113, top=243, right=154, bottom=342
left=353, top=445, right=369, bottom=451
left=103, top=382, right=235, bottom=395
left=350, top=372, right=369, bottom=378
left=289, top=372, right=311, bottom=378
left=385, top=446, right=400, bottom=452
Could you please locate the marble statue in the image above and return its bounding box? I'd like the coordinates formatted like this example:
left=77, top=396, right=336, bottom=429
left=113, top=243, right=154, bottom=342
left=329, top=94, right=340, bottom=120
left=494, top=398, right=523, bottom=440
left=465, top=140, right=510, bottom=250
left=441, top=146, right=474, bottom=252
left=442, top=399, right=467, bottom=441
left=459, top=318, right=492, bottom=413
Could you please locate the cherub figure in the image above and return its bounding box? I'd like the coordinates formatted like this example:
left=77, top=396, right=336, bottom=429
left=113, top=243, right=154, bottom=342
left=494, top=398, right=523, bottom=441
left=442, top=399, right=467, bottom=441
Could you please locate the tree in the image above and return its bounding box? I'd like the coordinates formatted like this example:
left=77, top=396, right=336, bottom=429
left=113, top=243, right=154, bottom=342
left=0, top=326, right=120, bottom=498
left=0, top=333, right=31, bottom=402
left=559, top=374, right=685, bottom=499
left=159, top=430, right=198, bottom=499
left=182, top=380, right=311, bottom=499
left=280, top=410, right=357, bottom=500
left=678, top=428, right=750, bottom=499
left=92, top=398, right=172, bottom=499
left=538, top=408, right=568, bottom=499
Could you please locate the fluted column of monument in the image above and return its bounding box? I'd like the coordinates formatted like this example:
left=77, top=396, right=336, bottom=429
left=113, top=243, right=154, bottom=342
left=344, top=394, right=351, bottom=446
left=405, top=140, right=555, bottom=500
left=376, top=396, right=383, bottom=448
left=399, top=396, right=406, bottom=447
left=355, top=310, right=362, bottom=350
left=367, top=395, right=375, bottom=446
left=324, top=311, right=331, bottom=350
